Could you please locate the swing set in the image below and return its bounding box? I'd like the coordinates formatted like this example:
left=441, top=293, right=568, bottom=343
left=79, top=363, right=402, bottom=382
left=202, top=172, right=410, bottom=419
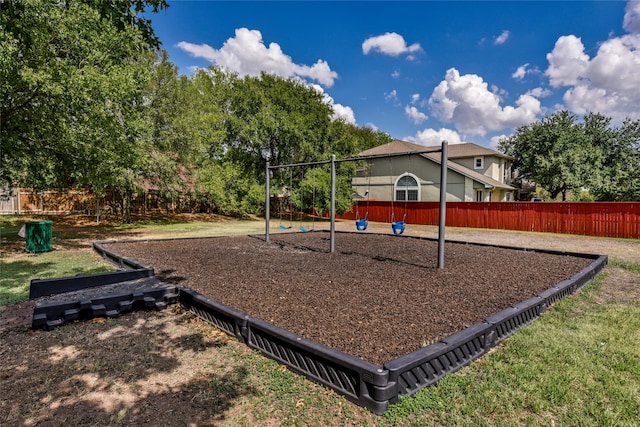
left=264, top=141, right=449, bottom=269
left=276, top=166, right=317, bottom=233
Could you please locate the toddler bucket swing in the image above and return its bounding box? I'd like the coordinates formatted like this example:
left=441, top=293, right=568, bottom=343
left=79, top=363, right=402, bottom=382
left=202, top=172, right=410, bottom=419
left=391, top=212, right=406, bottom=235
left=355, top=195, right=369, bottom=231
left=389, top=157, right=407, bottom=235
left=356, top=216, right=368, bottom=231
left=355, top=160, right=371, bottom=231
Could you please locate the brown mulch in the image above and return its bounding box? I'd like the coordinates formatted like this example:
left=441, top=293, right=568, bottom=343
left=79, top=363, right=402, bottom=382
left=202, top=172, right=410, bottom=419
left=105, top=231, right=593, bottom=366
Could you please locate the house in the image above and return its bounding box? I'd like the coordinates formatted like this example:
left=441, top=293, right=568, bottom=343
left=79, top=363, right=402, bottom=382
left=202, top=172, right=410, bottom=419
left=352, top=139, right=515, bottom=202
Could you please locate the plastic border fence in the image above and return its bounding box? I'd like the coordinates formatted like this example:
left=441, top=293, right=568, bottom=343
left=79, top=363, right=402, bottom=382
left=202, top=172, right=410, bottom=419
left=29, top=233, right=607, bottom=414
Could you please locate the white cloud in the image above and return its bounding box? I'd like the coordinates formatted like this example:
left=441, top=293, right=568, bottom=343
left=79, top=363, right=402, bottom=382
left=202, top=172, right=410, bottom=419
left=525, top=87, right=552, bottom=98
left=545, top=29, right=640, bottom=120
left=309, top=84, right=356, bottom=124
left=405, top=105, right=428, bottom=124
left=384, top=89, right=399, bottom=104
left=494, top=30, right=510, bottom=45
left=623, top=0, right=640, bottom=33
left=391, top=70, right=400, bottom=78
left=362, top=32, right=422, bottom=57
left=512, top=65, right=527, bottom=80
left=428, top=68, right=541, bottom=136
left=411, top=93, right=420, bottom=104
left=332, top=104, right=357, bottom=124
left=364, top=122, right=379, bottom=131
left=512, top=63, right=540, bottom=80
left=544, top=35, right=590, bottom=88
left=407, top=128, right=466, bottom=146
left=176, top=28, right=338, bottom=87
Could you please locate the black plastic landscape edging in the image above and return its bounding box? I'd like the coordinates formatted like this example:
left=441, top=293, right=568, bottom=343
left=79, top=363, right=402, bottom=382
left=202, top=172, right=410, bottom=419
left=170, top=232, right=608, bottom=414
left=32, top=285, right=180, bottom=330
left=29, top=269, right=154, bottom=299
left=28, top=241, right=156, bottom=299
left=29, top=232, right=608, bottom=415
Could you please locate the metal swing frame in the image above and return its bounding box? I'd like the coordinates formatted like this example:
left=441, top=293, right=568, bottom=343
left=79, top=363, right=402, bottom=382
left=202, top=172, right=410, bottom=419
left=265, top=141, right=448, bottom=268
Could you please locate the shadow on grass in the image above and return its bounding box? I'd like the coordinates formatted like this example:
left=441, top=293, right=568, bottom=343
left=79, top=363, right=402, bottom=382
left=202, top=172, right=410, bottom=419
left=0, top=310, right=256, bottom=426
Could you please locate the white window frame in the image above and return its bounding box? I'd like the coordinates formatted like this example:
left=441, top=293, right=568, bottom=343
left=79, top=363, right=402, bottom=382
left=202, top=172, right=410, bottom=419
left=474, top=156, right=484, bottom=170
left=476, top=190, right=484, bottom=202
left=394, top=173, right=420, bottom=201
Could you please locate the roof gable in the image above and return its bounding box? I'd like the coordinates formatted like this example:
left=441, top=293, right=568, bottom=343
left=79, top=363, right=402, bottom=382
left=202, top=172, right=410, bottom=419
left=358, top=140, right=512, bottom=160
left=446, top=142, right=512, bottom=160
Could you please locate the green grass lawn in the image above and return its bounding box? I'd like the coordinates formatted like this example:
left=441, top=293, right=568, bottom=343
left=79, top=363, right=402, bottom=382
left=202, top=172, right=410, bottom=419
left=0, top=250, right=114, bottom=306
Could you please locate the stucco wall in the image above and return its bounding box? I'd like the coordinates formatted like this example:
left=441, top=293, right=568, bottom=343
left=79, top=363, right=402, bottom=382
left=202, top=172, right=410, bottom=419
left=352, top=155, right=466, bottom=202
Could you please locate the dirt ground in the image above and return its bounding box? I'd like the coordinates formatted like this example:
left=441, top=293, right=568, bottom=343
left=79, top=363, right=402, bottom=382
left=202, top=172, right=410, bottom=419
left=106, top=232, right=594, bottom=365
left=1, top=215, right=639, bottom=425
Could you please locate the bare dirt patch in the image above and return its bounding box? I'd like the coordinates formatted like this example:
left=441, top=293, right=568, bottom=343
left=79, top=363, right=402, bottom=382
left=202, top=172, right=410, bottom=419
left=596, top=268, right=640, bottom=304
left=1, top=308, right=254, bottom=426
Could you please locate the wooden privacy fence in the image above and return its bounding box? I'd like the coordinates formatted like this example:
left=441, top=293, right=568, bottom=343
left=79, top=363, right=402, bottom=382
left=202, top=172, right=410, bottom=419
left=0, top=189, right=200, bottom=215
left=339, top=201, right=640, bottom=239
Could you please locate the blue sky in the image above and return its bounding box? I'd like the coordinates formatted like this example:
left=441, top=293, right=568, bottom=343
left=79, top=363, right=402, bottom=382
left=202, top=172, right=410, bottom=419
left=148, top=1, right=640, bottom=148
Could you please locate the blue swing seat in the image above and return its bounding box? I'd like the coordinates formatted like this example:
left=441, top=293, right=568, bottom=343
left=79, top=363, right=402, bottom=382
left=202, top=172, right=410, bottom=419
left=356, top=218, right=368, bottom=231
left=299, top=227, right=312, bottom=233
left=279, top=225, right=291, bottom=230
left=391, top=221, right=405, bottom=235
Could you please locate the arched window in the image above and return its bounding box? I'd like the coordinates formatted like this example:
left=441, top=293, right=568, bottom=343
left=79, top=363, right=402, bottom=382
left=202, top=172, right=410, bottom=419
left=395, top=174, right=420, bottom=201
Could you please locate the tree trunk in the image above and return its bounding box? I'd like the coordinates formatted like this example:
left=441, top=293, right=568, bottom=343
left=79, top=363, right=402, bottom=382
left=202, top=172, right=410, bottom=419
left=122, top=192, right=131, bottom=223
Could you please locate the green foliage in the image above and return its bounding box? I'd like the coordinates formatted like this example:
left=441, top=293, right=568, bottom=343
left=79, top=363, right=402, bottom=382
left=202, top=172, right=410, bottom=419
left=584, top=114, right=640, bottom=201
left=1, top=0, right=167, bottom=222
left=222, top=72, right=332, bottom=169
left=501, top=111, right=640, bottom=201
left=194, top=160, right=260, bottom=217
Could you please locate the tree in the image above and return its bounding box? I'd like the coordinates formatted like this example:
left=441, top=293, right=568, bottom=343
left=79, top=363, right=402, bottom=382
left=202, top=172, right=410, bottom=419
left=222, top=72, right=334, bottom=169
left=584, top=113, right=640, bottom=201
left=1, top=0, right=167, bottom=221
left=501, top=111, right=591, bottom=201
left=501, top=110, right=640, bottom=201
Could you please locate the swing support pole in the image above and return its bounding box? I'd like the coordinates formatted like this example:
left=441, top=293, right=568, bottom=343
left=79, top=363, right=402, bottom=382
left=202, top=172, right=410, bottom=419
left=330, top=154, right=336, bottom=253
left=265, top=160, right=270, bottom=243
left=438, top=141, right=447, bottom=269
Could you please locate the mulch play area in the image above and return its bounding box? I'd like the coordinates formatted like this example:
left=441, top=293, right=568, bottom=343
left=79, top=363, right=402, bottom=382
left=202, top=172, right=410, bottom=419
left=105, top=231, right=594, bottom=366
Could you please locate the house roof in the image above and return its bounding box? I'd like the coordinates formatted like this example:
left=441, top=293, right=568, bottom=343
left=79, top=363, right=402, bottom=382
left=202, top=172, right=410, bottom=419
left=358, top=139, right=514, bottom=190
left=359, top=139, right=512, bottom=160
left=358, top=139, right=429, bottom=157
left=446, top=142, right=513, bottom=160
